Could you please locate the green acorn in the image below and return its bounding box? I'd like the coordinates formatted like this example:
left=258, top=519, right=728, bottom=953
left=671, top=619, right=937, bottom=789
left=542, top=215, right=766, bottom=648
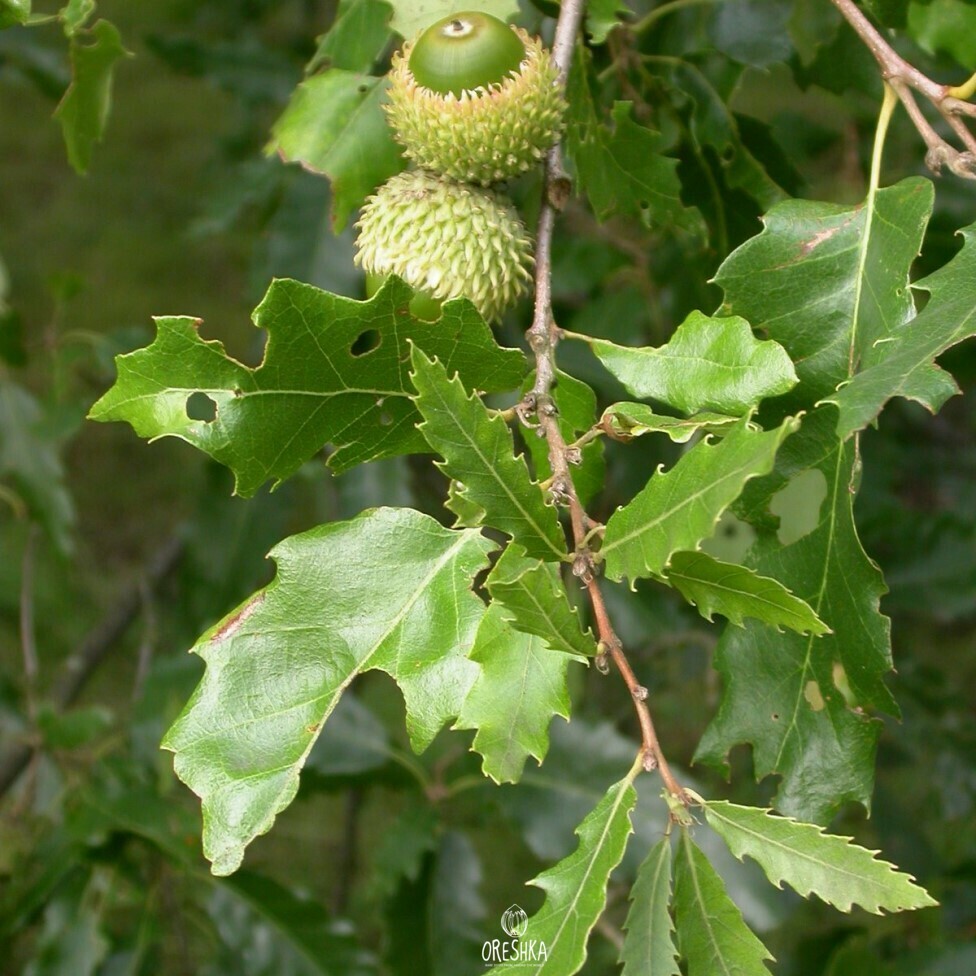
left=354, top=170, right=533, bottom=323
left=385, top=12, right=566, bottom=185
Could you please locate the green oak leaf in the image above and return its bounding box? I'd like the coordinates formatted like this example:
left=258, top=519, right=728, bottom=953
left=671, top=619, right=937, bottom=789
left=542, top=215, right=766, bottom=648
left=621, top=838, right=680, bottom=976
left=565, top=87, right=704, bottom=237
left=570, top=311, right=797, bottom=416
left=0, top=0, right=30, bottom=30
left=522, top=370, right=605, bottom=507
left=487, top=771, right=639, bottom=975
left=388, top=0, right=518, bottom=39
left=602, top=416, right=798, bottom=583
left=715, top=178, right=934, bottom=408
left=661, top=61, right=789, bottom=212
left=269, top=70, right=403, bottom=231
left=602, top=403, right=740, bottom=443
left=54, top=19, right=130, bottom=174
left=410, top=346, right=566, bottom=562
left=487, top=543, right=597, bottom=658
left=162, top=507, right=494, bottom=875
left=89, top=276, right=526, bottom=496
left=307, top=0, right=393, bottom=74
left=455, top=602, right=576, bottom=784
left=585, top=0, right=632, bottom=43
left=696, top=409, right=895, bottom=822
left=703, top=800, right=937, bottom=914
left=908, top=0, right=976, bottom=70
left=665, top=550, right=830, bottom=636
left=823, top=222, right=976, bottom=438
left=674, top=831, right=774, bottom=976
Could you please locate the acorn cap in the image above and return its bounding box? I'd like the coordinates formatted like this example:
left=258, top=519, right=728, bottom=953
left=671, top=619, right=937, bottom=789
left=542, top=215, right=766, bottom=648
left=386, top=13, right=566, bottom=185
left=354, top=170, right=533, bottom=324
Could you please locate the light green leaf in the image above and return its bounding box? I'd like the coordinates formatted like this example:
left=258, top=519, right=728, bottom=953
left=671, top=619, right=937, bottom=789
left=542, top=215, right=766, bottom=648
left=487, top=543, right=596, bottom=658
left=565, top=85, right=704, bottom=237
left=703, top=800, right=938, bottom=914
left=269, top=70, right=403, bottom=231
left=621, top=838, right=680, bottom=976
left=307, top=0, right=393, bottom=74
left=162, top=508, right=493, bottom=875
left=696, top=411, right=895, bottom=823
left=60, top=0, right=94, bottom=35
left=0, top=0, right=30, bottom=29
left=908, top=0, right=976, bottom=70
left=54, top=19, right=129, bottom=174
left=715, top=178, right=933, bottom=407
left=455, top=602, right=575, bottom=784
left=602, top=416, right=798, bottom=583
left=89, top=277, right=526, bottom=496
left=823, top=222, right=976, bottom=438
left=445, top=478, right=487, bottom=528
left=665, top=550, right=830, bottom=635
left=674, top=831, right=774, bottom=976
left=388, top=0, right=518, bottom=39
left=602, top=403, right=740, bottom=443
left=572, top=311, right=797, bottom=416
left=585, top=0, right=632, bottom=43
left=410, top=346, right=566, bottom=562
left=487, top=771, right=639, bottom=975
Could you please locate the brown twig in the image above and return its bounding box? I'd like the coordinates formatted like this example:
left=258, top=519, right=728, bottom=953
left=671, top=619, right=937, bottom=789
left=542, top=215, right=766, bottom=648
left=521, top=0, right=687, bottom=804
left=831, top=0, right=976, bottom=178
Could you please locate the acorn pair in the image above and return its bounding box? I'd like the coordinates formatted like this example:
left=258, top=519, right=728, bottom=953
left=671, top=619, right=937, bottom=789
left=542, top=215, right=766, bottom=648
left=354, top=12, right=567, bottom=323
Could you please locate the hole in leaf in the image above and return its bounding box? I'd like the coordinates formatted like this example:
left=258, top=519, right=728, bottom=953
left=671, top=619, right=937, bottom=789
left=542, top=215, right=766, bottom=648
left=379, top=411, right=393, bottom=426
left=186, top=392, right=217, bottom=422
left=770, top=469, right=828, bottom=546
left=350, top=329, right=381, bottom=357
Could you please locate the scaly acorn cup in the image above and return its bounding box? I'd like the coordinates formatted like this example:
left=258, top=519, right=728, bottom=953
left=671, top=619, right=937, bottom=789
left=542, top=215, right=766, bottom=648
left=354, top=169, right=533, bottom=324
left=386, top=12, right=566, bottom=185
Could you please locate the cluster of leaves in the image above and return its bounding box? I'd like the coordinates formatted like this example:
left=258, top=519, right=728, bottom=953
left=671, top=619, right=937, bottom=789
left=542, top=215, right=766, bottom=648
left=4, top=0, right=976, bottom=973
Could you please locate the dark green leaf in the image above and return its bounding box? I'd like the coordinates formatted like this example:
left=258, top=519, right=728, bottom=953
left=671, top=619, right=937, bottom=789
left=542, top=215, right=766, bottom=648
left=703, top=799, right=937, bottom=913
left=54, top=20, right=129, bottom=174
left=456, top=602, right=575, bottom=784
left=410, top=346, right=566, bottom=561
left=89, top=277, right=526, bottom=496
left=565, top=74, right=704, bottom=237
left=674, top=831, right=774, bottom=976
left=162, top=508, right=493, bottom=875
left=665, top=550, right=829, bottom=635
left=709, top=0, right=793, bottom=68
left=269, top=70, right=403, bottom=231
left=574, top=311, right=797, bottom=416
left=212, top=871, right=378, bottom=975
left=429, top=831, right=488, bottom=975
left=487, top=543, right=596, bottom=658
left=487, top=771, right=639, bottom=975
left=908, top=0, right=976, bottom=69
left=621, top=838, right=680, bottom=976
left=602, top=416, right=798, bottom=583
left=714, top=178, right=934, bottom=407
left=696, top=409, right=894, bottom=822
left=824, top=222, right=976, bottom=438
